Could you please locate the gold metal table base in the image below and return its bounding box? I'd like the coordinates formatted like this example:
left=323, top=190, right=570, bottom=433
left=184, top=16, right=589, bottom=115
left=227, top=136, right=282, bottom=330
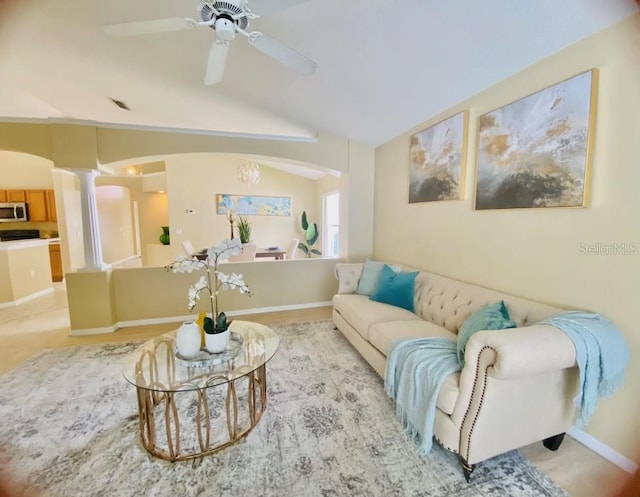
left=136, top=364, right=268, bottom=461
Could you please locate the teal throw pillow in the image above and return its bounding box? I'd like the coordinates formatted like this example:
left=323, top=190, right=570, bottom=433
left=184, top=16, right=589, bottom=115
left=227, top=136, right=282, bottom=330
left=457, top=301, right=516, bottom=367
left=369, top=264, right=418, bottom=312
left=356, top=260, right=402, bottom=296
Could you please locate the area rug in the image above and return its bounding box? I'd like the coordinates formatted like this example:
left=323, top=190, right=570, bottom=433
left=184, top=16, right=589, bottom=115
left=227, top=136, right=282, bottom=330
left=0, top=320, right=568, bottom=497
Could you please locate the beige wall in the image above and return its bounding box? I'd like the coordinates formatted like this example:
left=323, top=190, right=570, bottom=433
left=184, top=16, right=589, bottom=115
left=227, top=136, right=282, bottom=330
left=67, top=258, right=341, bottom=328
left=374, top=15, right=640, bottom=462
left=0, top=151, right=55, bottom=188
left=95, top=185, right=136, bottom=264
left=164, top=154, right=320, bottom=259
left=0, top=244, right=52, bottom=303
left=53, top=171, right=83, bottom=273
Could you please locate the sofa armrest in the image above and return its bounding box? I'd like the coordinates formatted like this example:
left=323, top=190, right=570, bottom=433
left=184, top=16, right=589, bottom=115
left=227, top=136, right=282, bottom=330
left=452, top=324, right=578, bottom=465
left=464, top=324, right=576, bottom=379
left=334, top=263, right=364, bottom=294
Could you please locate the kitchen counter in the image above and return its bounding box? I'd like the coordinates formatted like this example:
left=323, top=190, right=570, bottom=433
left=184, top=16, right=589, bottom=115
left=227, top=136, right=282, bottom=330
left=0, top=238, right=55, bottom=250
left=0, top=238, right=54, bottom=307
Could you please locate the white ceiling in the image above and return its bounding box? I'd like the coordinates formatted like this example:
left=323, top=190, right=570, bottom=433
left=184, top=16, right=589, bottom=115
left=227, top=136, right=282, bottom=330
left=0, top=0, right=637, bottom=148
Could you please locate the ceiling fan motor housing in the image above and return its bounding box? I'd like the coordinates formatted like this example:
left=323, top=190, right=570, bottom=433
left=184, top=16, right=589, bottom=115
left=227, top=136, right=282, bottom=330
left=199, top=1, right=249, bottom=30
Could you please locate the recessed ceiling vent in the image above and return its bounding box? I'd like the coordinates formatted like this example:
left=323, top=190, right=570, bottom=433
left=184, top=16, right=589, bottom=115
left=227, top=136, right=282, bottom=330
left=109, top=98, right=131, bottom=111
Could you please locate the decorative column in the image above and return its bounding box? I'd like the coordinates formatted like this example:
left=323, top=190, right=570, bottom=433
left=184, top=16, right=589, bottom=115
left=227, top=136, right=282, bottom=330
left=73, top=169, right=110, bottom=271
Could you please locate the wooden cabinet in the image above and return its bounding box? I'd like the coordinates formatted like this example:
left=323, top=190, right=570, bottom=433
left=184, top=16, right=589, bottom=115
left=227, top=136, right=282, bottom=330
left=0, top=189, right=57, bottom=221
left=6, top=190, right=26, bottom=202
left=25, top=190, right=48, bottom=222
left=48, top=242, right=63, bottom=282
left=45, top=190, right=57, bottom=222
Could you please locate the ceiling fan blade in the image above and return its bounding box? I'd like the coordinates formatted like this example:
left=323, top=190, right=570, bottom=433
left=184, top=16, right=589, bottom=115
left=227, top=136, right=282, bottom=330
left=248, top=32, right=316, bottom=75
left=205, top=41, right=230, bottom=85
left=103, top=17, right=195, bottom=37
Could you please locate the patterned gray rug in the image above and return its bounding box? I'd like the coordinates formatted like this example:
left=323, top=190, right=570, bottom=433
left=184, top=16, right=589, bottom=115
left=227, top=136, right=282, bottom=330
left=0, top=320, right=568, bottom=497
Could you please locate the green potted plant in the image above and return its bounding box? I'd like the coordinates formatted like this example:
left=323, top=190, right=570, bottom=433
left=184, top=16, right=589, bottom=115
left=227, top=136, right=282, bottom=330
left=298, top=211, right=322, bottom=258
left=237, top=216, right=252, bottom=244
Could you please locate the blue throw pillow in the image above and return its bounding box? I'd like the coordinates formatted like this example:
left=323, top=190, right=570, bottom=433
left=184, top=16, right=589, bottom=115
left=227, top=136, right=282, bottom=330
left=356, top=260, right=402, bottom=296
left=369, top=264, right=418, bottom=312
left=457, top=301, right=516, bottom=366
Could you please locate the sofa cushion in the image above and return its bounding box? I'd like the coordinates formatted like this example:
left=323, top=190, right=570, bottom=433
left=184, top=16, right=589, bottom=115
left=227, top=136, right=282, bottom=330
left=368, top=320, right=460, bottom=415
left=356, top=260, right=402, bottom=295
left=457, top=301, right=516, bottom=366
left=332, top=294, right=420, bottom=341
left=370, top=265, right=419, bottom=311
left=368, top=320, right=458, bottom=357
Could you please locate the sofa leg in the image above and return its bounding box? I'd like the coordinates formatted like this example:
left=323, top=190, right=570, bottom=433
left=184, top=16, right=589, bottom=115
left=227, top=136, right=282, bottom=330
left=461, top=459, right=475, bottom=483
left=543, top=433, right=566, bottom=451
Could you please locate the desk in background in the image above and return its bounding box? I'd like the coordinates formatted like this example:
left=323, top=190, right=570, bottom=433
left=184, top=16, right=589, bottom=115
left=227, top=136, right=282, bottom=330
left=256, top=248, right=286, bottom=260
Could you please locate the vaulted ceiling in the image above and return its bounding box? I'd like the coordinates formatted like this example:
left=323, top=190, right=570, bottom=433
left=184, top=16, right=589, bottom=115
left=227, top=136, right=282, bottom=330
left=0, top=0, right=637, bottom=147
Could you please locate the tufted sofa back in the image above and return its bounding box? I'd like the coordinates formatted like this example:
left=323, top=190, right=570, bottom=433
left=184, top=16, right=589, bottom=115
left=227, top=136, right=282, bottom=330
left=413, top=271, right=562, bottom=334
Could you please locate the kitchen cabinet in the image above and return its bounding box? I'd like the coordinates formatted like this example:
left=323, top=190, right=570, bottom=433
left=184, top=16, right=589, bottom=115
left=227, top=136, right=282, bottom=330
left=0, top=189, right=57, bottom=222
left=48, top=242, right=63, bottom=282
left=25, top=190, right=48, bottom=222
left=6, top=190, right=26, bottom=202
left=45, top=190, right=57, bottom=222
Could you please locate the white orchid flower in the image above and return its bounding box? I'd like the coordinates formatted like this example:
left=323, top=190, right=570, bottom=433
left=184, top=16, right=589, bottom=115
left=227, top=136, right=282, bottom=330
left=208, top=238, right=243, bottom=262
left=168, top=238, right=252, bottom=317
left=168, top=258, right=202, bottom=274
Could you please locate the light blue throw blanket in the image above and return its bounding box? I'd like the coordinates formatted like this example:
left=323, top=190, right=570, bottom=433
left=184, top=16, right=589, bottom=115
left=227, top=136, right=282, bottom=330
left=384, top=338, right=461, bottom=455
left=539, top=311, right=629, bottom=427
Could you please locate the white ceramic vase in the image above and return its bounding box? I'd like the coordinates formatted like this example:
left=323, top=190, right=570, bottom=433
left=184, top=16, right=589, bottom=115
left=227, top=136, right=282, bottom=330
left=205, top=329, right=230, bottom=353
left=176, top=321, right=202, bottom=358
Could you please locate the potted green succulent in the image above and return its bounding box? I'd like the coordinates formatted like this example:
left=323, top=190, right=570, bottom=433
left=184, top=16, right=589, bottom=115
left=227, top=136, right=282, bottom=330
left=167, top=238, right=252, bottom=353
left=298, top=211, right=322, bottom=258
left=237, top=216, right=252, bottom=244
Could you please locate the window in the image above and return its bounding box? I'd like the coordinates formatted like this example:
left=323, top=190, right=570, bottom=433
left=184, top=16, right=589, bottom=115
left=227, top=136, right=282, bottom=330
left=323, top=192, right=340, bottom=257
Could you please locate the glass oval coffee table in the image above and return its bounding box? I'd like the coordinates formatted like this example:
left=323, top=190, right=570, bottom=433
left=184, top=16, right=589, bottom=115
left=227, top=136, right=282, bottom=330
left=123, top=320, right=279, bottom=461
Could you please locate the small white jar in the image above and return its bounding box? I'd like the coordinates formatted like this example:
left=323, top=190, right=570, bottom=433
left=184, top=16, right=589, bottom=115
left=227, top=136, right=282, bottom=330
left=176, top=321, right=202, bottom=358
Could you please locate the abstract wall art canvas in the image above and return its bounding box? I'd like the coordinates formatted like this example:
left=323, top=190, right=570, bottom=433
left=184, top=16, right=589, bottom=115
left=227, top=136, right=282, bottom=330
left=409, top=111, right=468, bottom=203
left=217, top=194, right=291, bottom=216
left=474, top=70, right=598, bottom=210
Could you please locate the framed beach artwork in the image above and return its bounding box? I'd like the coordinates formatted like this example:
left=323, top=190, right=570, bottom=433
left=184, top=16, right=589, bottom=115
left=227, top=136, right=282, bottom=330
left=216, top=194, right=291, bottom=217
left=474, top=69, right=598, bottom=210
left=409, top=111, right=468, bottom=203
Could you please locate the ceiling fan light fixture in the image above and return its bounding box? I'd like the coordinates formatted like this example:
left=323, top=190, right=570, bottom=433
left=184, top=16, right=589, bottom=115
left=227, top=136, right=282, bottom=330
left=237, top=160, right=261, bottom=184
left=215, top=17, right=237, bottom=41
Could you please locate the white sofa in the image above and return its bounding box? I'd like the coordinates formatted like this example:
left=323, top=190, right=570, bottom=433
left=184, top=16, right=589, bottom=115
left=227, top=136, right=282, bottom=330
left=332, top=262, right=579, bottom=480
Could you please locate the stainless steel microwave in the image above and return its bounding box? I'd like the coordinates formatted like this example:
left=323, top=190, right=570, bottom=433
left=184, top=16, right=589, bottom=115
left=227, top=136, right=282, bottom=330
left=0, top=202, right=28, bottom=222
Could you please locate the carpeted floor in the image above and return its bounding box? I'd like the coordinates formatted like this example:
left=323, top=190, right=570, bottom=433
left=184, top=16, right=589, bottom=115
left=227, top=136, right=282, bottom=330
left=0, top=320, right=568, bottom=496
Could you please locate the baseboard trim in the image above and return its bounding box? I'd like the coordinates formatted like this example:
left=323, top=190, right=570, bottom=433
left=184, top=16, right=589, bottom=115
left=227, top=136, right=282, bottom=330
left=0, top=287, right=55, bottom=309
left=569, top=427, right=638, bottom=474
left=69, top=325, right=119, bottom=336
left=70, top=301, right=334, bottom=334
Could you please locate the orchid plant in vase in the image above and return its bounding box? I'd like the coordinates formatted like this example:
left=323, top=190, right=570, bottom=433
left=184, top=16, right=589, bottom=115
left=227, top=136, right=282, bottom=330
left=167, top=238, right=252, bottom=352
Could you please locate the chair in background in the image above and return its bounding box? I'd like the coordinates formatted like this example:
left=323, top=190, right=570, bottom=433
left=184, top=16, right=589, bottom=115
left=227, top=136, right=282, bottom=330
left=182, top=240, right=196, bottom=259
left=228, top=243, right=257, bottom=262
left=286, top=238, right=300, bottom=260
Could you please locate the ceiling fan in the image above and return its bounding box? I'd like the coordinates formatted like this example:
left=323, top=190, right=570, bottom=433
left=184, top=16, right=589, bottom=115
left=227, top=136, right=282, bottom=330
left=102, top=0, right=317, bottom=85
